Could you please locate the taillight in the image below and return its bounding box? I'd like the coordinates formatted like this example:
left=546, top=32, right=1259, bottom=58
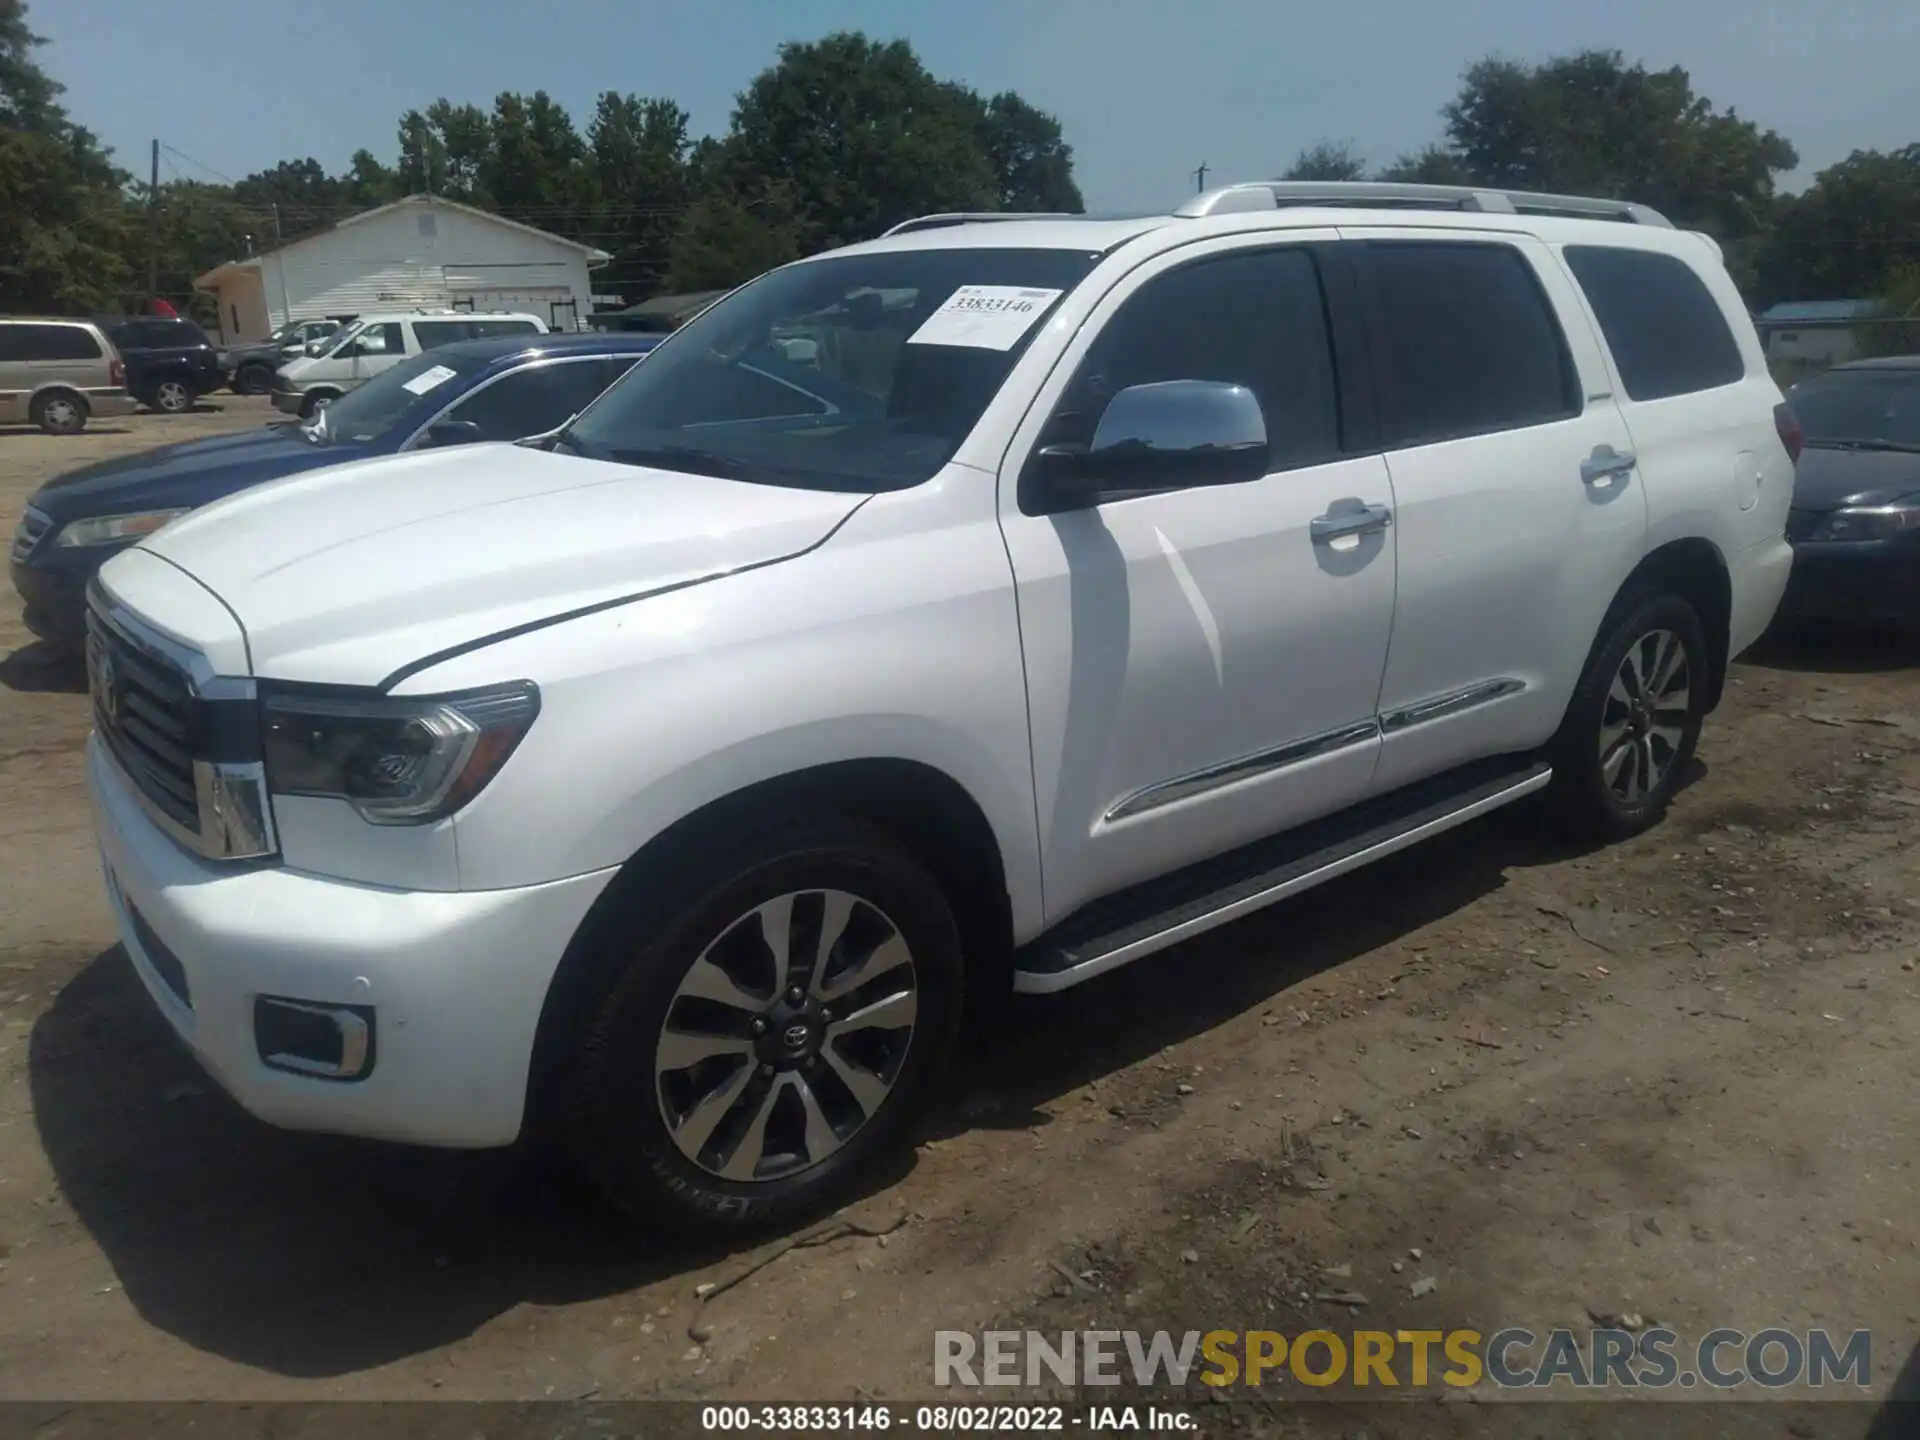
left=1774, top=403, right=1804, bottom=464
left=109, top=358, right=125, bottom=386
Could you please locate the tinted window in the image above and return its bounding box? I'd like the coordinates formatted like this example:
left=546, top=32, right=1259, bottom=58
left=0, top=324, right=102, bottom=361
left=1786, top=369, right=1920, bottom=450
left=448, top=359, right=626, bottom=440
left=1364, top=242, right=1578, bottom=445
left=1564, top=245, right=1746, bottom=402
left=115, top=319, right=204, bottom=349
left=467, top=319, right=540, bottom=338
left=1041, top=247, right=1342, bottom=471
left=413, top=320, right=476, bottom=348
left=299, top=348, right=488, bottom=445
left=564, top=247, right=1098, bottom=492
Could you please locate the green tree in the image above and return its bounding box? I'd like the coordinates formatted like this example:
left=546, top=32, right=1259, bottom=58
left=1441, top=50, right=1796, bottom=237
left=666, top=187, right=801, bottom=293
left=1375, top=144, right=1475, bottom=185
left=0, top=0, right=132, bottom=312
left=724, top=33, right=1000, bottom=249
left=976, top=91, right=1083, bottom=211
left=1754, top=146, right=1920, bottom=303
left=1281, top=140, right=1367, bottom=182
left=588, top=92, right=693, bottom=302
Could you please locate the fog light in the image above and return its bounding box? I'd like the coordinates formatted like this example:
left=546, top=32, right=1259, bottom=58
left=254, top=996, right=375, bottom=1081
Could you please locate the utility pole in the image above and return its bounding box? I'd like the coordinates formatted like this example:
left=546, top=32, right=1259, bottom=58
left=147, top=138, right=160, bottom=307
left=1194, top=161, right=1209, bottom=193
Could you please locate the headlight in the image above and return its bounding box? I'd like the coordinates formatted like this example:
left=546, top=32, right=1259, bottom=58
left=261, top=682, right=540, bottom=825
left=1804, top=500, right=1920, bottom=542
left=55, top=509, right=192, bottom=547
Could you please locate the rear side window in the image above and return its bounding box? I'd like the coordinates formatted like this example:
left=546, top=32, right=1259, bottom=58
left=1362, top=242, right=1579, bottom=447
left=1563, top=246, right=1747, bottom=402
left=1043, top=246, right=1343, bottom=472
left=0, top=324, right=103, bottom=361
left=447, top=359, right=630, bottom=440
left=468, top=319, right=540, bottom=338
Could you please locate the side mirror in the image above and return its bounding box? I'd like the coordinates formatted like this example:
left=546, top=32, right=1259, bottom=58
left=1036, top=379, right=1270, bottom=511
left=421, top=419, right=485, bottom=448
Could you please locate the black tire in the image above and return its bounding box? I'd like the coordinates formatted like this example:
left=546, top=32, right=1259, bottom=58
left=29, top=390, right=87, bottom=435
left=233, top=363, right=274, bottom=396
left=562, top=812, right=964, bottom=1236
left=1551, top=588, right=1708, bottom=842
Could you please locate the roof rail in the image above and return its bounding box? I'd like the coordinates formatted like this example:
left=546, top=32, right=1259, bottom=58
left=1173, top=181, right=1672, bottom=228
left=880, top=211, right=1081, bottom=238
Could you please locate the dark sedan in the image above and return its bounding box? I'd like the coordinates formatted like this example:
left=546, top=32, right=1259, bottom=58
left=10, top=330, right=659, bottom=650
left=1778, top=356, right=1920, bottom=629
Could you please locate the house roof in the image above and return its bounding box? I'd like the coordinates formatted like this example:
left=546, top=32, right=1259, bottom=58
left=193, top=194, right=611, bottom=289
left=606, top=289, right=730, bottom=321
left=1757, top=299, right=1885, bottom=324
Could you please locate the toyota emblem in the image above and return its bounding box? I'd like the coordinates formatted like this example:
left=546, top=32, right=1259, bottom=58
left=782, top=1022, right=812, bottom=1050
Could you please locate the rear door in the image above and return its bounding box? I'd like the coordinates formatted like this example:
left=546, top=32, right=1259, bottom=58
left=1341, top=228, right=1646, bottom=794
left=18, top=323, right=109, bottom=417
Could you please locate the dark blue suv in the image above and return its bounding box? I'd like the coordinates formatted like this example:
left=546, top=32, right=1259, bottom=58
left=10, top=331, right=659, bottom=650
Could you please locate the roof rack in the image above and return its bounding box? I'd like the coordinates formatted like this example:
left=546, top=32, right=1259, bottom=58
left=880, top=211, right=1081, bottom=238
left=1173, top=181, right=1672, bottom=228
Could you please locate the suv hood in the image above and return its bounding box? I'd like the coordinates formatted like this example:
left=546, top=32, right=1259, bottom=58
left=1791, top=444, right=1920, bottom=512
left=31, top=426, right=355, bottom=521
left=132, top=444, right=866, bottom=685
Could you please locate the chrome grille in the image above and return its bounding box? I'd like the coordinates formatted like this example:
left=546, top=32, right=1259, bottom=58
left=86, top=605, right=201, bottom=833
left=9, top=507, right=51, bottom=563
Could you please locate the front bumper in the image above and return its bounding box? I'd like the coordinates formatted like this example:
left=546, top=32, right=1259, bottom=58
left=89, top=735, right=618, bottom=1148
left=11, top=546, right=122, bottom=648
left=84, top=388, right=138, bottom=419
left=1778, top=540, right=1920, bottom=627
left=270, top=384, right=305, bottom=415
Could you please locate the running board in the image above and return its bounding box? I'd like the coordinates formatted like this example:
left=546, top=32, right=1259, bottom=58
left=1012, top=753, right=1554, bottom=994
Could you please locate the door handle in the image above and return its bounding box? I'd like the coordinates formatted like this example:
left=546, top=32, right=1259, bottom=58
left=1581, top=445, right=1637, bottom=484
left=1310, top=503, right=1392, bottom=543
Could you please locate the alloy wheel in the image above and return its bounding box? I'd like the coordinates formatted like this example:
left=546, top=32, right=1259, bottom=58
left=42, top=397, right=80, bottom=432
left=654, top=888, right=919, bottom=1183
left=1599, top=627, right=1690, bottom=804
left=155, top=380, right=191, bottom=413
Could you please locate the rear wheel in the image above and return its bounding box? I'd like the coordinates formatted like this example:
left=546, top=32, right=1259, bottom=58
left=150, top=378, right=193, bottom=413
left=563, top=813, right=963, bottom=1235
left=233, top=363, right=274, bottom=395
left=30, top=390, right=87, bottom=435
left=1552, top=589, right=1708, bottom=841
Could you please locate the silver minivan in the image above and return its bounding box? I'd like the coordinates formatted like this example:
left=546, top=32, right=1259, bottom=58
left=0, top=318, right=139, bottom=434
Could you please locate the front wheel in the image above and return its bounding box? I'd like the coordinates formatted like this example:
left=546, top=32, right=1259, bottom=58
left=563, top=813, right=964, bottom=1235
left=233, top=363, right=274, bottom=395
left=1552, top=590, right=1708, bottom=841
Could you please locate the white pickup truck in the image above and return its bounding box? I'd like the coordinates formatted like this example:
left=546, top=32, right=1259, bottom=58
left=84, top=182, right=1796, bottom=1233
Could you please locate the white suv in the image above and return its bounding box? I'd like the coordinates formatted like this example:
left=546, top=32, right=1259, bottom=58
left=83, top=182, right=1795, bottom=1233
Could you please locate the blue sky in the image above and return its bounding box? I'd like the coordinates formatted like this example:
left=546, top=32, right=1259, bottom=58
left=34, top=0, right=1919, bottom=211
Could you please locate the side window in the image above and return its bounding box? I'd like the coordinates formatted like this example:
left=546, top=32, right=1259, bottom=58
left=413, top=320, right=475, bottom=349
left=1563, top=245, right=1747, bottom=402
left=1362, top=242, right=1579, bottom=446
left=6, top=325, right=102, bottom=361
left=1041, top=247, right=1342, bottom=472
left=446, top=361, right=624, bottom=440
left=349, top=322, right=405, bottom=357
left=468, top=319, right=540, bottom=339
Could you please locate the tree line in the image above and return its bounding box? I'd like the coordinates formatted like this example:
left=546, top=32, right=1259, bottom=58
left=2, top=0, right=1914, bottom=327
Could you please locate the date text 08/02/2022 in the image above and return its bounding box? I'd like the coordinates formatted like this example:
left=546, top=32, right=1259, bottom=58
left=699, top=1404, right=1196, bottom=1431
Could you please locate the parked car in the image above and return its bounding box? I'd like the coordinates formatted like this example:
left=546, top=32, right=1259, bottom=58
left=96, top=315, right=223, bottom=414
left=11, top=332, right=658, bottom=651
left=271, top=310, right=548, bottom=418
left=219, top=319, right=346, bottom=395
left=81, top=182, right=1795, bottom=1235
left=0, top=317, right=136, bottom=434
left=1776, top=356, right=1920, bottom=629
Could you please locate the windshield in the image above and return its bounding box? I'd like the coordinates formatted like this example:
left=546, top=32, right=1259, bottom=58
left=312, top=320, right=365, bottom=358
left=561, top=247, right=1100, bottom=491
left=302, top=348, right=483, bottom=445
left=1788, top=369, right=1920, bottom=450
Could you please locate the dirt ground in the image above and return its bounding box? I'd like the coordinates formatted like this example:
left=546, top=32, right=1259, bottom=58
left=1, top=406, right=1917, bottom=1431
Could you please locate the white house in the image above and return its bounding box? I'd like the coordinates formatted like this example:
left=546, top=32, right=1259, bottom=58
left=195, top=194, right=612, bottom=343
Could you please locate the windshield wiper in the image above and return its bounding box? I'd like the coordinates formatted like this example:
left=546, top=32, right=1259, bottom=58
left=605, top=445, right=761, bottom=481
left=1807, top=439, right=1920, bottom=453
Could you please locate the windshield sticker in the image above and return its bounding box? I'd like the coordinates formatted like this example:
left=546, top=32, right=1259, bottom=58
left=401, top=364, right=459, bottom=395
left=906, top=286, right=1064, bottom=351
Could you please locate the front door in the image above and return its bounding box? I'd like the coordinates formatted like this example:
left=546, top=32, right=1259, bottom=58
left=998, top=236, right=1400, bottom=924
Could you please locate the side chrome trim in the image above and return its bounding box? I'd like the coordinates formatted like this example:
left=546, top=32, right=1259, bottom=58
left=1102, top=718, right=1381, bottom=825
left=1016, top=767, right=1554, bottom=994
left=1380, top=677, right=1525, bottom=735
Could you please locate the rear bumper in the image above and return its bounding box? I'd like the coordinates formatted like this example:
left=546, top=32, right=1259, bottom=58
left=1778, top=541, right=1920, bottom=627
left=83, top=388, right=138, bottom=418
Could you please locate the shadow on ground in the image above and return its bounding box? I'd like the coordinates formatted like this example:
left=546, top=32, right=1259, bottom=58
left=1746, top=622, right=1920, bottom=676
left=0, top=641, right=86, bottom=695
left=30, top=797, right=1600, bottom=1379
